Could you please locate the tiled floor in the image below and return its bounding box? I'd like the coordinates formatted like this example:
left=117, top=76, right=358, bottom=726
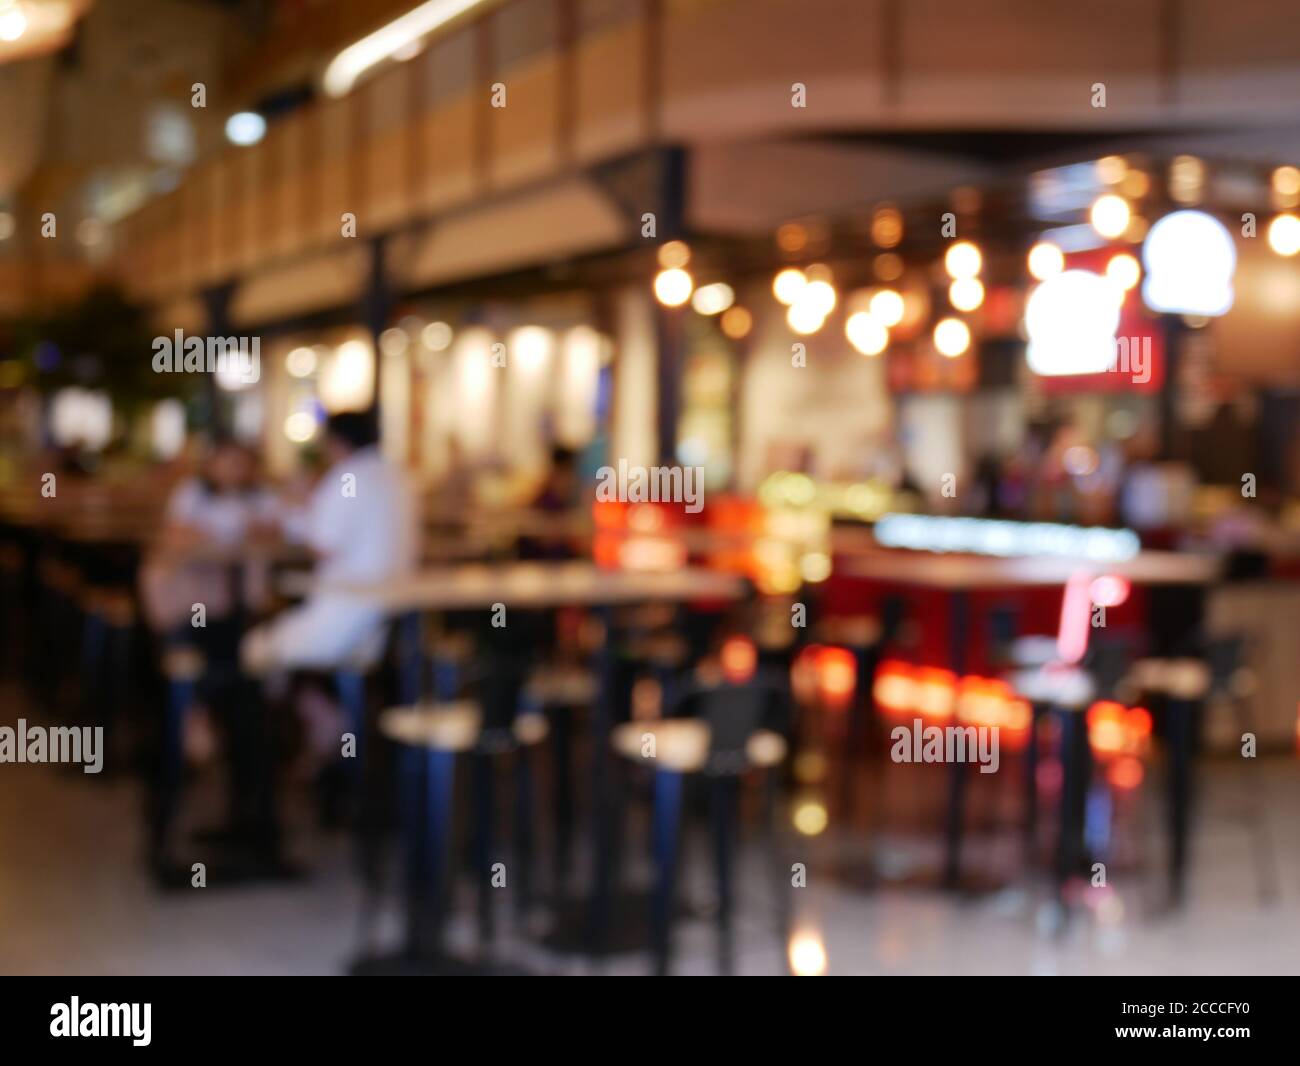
left=1, top=690, right=1296, bottom=975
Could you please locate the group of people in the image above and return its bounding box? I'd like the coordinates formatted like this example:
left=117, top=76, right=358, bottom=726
left=142, top=412, right=418, bottom=880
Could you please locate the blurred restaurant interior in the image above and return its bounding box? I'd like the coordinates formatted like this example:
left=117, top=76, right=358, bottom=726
left=1, top=0, right=1299, bottom=976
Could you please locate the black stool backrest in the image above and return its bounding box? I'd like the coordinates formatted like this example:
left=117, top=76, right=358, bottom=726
left=1086, top=640, right=1133, bottom=701
left=988, top=603, right=1019, bottom=661
left=676, top=681, right=773, bottom=774
left=1204, top=635, right=1245, bottom=696
left=880, top=595, right=906, bottom=645
left=476, top=651, right=531, bottom=732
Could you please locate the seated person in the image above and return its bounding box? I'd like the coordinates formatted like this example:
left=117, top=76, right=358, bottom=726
left=140, top=435, right=279, bottom=640
left=243, top=412, right=419, bottom=674
left=517, top=445, right=581, bottom=561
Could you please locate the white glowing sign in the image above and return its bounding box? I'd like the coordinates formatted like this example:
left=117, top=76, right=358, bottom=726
left=874, top=514, right=1140, bottom=563
left=1025, top=269, right=1122, bottom=376
left=1141, top=210, right=1235, bottom=317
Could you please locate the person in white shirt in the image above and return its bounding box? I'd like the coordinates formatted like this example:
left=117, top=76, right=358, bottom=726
left=242, top=412, right=419, bottom=674
left=140, top=436, right=279, bottom=633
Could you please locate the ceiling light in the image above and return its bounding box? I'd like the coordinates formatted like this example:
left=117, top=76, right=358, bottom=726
left=324, top=0, right=491, bottom=97
left=225, top=112, right=266, bottom=146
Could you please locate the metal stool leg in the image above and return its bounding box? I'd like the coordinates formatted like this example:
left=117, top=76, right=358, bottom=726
left=651, top=769, right=686, bottom=976
left=422, top=749, right=457, bottom=955
left=711, top=774, right=739, bottom=974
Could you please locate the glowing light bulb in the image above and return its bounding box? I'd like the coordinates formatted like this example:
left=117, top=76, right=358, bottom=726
left=1268, top=213, right=1300, bottom=256
left=949, top=277, right=984, bottom=311
left=691, top=282, right=734, bottom=315
left=0, top=2, right=27, bottom=42
left=792, top=800, right=828, bottom=836
left=802, top=279, right=837, bottom=315
left=1091, top=194, right=1131, bottom=239
left=933, top=317, right=970, bottom=358
left=657, top=240, right=690, bottom=269
left=787, top=301, right=825, bottom=335
left=944, top=241, right=982, bottom=279
left=868, top=288, right=905, bottom=326
left=1028, top=242, right=1065, bottom=281
left=773, top=268, right=808, bottom=305
left=845, top=311, right=888, bottom=356
left=1105, top=253, right=1141, bottom=290
left=653, top=268, right=693, bottom=307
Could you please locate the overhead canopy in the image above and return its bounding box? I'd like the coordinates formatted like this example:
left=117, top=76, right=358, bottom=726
left=229, top=244, right=370, bottom=330
left=392, top=175, right=631, bottom=293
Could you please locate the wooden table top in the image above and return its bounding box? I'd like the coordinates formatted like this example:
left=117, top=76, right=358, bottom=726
left=837, top=548, right=1222, bottom=590
left=323, top=560, right=747, bottom=611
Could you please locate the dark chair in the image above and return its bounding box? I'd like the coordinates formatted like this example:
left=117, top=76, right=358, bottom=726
left=614, top=678, right=788, bottom=975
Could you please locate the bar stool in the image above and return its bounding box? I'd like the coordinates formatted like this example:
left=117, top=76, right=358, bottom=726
left=612, top=682, right=788, bottom=976
left=34, top=553, right=82, bottom=706
left=1200, top=636, right=1276, bottom=902
left=524, top=661, right=598, bottom=895
left=100, top=589, right=137, bottom=758
left=1009, top=664, right=1095, bottom=897
left=151, top=644, right=205, bottom=877
left=1124, top=655, right=1211, bottom=906
left=363, top=661, right=548, bottom=973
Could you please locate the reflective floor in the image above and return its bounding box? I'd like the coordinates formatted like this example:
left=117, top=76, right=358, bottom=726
left=2, top=683, right=1296, bottom=976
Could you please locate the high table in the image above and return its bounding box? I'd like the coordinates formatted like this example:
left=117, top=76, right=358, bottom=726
left=836, top=547, right=1221, bottom=893
left=324, top=560, right=745, bottom=612
left=323, top=561, right=748, bottom=970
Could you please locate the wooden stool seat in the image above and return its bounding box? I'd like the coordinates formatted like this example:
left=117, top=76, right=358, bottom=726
left=162, top=646, right=206, bottom=682
left=611, top=719, right=786, bottom=774
left=380, top=702, right=483, bottom=752
left=1010, top=665, right=1095, bottom=709
left=1007, top=635, right=1059, bottom=669
left=1129, top=658, right=1211, bottom=700
left=745, top=729, right=788, bottom=768
left=612, top=719, right=710, bottom=772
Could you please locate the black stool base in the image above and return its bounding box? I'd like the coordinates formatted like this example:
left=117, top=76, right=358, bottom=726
left=825, top=859, right=1006, bottom=897
left=539, top=890, right=699, bottom=956
left=349, top=950, right=535, bottom=976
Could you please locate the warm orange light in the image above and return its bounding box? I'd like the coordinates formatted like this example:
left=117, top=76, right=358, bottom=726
left=720, top=305, right=753, bottom=339
left=1108, top=756, right=1144, bottom=791
left=618, top=536, right=686, bottom=573
left=873, top=659, right=916, bottom=715
left=1087, top=700, right=1128, bottom=756
left=592, top=499, right=630, bottom=530
left=592, top=531, right=622, bottom=569
left=817, top=646, right=857, bottom=707
left=915, top=667, right=957, bottom=720
left=721, top=636, right=758, bottom=685
left=627, top=503, right=666, bottom=534
left=788, top=930, right=828, bottom=975
left=1086, top=700, right=1153, bottom=759
left=1127, top=706, right=1153, bottom=738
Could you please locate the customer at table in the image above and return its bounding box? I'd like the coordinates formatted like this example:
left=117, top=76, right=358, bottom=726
left=242, top=411, right=419, bottom=673
left=517, top=444, right=581, bottom=561
left=140, top=435, right=279, bottom=635
left=139, top=435, right=281, bottom=880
